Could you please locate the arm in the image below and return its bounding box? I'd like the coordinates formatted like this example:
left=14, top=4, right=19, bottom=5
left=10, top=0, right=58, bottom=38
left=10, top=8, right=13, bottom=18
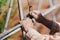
left=26, top=27, right=45, bottom=40
left=37, top=14, right=60, bottom=35
left=20, top=18, right=45, bottom=40
left=21, top=17, right=60, bottom=40
left=29, top=10, right=60, bottom=35
left=26, top=27, right=60, bottom=40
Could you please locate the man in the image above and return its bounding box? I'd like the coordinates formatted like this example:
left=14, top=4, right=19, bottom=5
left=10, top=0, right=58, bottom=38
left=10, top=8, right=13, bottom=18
left=21, top=10, right=60, bottom=40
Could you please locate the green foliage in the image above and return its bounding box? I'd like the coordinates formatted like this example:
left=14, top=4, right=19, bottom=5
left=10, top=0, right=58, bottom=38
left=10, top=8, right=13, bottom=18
left=3, top=9, right=8, bottom=20
left=4, top=9, right=8, bottom=16
left=0, top=0, right=7, bottom=7
left=0, top=0, right=7, bottom=14
left=10, top=0, right=16, bottom=18
left=4, top=9, right=8, bottom=14
left=0, top=9, right=1, bottom=15
left=0, top=9, right=8, bottom=33
left=0, top=19, right=5, bottom=33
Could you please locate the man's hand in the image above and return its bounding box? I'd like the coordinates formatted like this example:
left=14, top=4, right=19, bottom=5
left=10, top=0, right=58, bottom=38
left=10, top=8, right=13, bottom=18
left=29, top=10, right=43, bottom=23
left=29, top=10, right=41, bottom=19
left=20, top=18, right=34, bottom=31
left=29, top=10, right=60, bottom=35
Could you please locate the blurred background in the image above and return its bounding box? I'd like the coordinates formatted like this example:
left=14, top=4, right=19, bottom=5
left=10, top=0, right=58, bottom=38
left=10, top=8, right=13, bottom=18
left=0, top=0, right=60, bottom=40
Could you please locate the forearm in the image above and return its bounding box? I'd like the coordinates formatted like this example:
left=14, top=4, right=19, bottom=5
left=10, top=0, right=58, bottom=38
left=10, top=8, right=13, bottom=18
left=26, top=28, right=45, bottom=40
left=37, top=14, right=60, bottom=34
left=26, top=27, right=60, bottom=40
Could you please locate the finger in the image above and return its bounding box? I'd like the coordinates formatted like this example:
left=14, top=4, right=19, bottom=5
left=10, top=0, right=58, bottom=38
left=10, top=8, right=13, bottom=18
left=31, top=12, right=38, bottom=19
left=33, top=10, right=40, bottom=15
left=29, top=10, right=40, bottom=15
